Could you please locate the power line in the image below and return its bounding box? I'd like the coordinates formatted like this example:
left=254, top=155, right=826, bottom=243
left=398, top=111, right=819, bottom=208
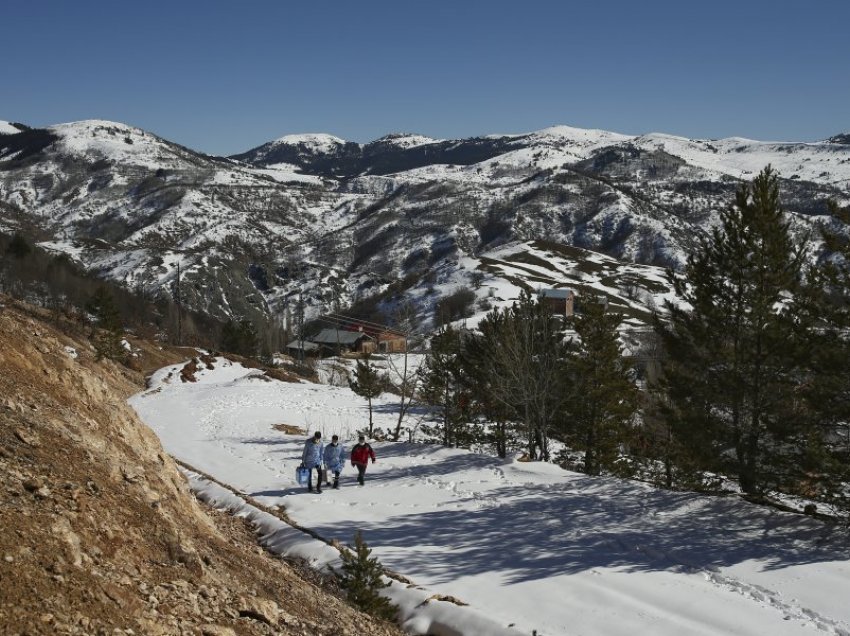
left=322, top=312, right=408, bottom=337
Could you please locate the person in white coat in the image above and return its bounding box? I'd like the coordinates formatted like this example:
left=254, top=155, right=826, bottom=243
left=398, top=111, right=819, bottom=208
left=322, top=435, right=345, bottom=489
left=301, top=431, right=325, bottom=493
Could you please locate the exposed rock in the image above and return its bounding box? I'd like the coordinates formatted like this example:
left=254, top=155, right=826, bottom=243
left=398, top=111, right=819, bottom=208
left=14, top=427, right=38, bottom=446
left=201, top=626, right=237, bottom=636
left=238, top=597, right=280, bottom=625
left=0, top=299, right=404, bottom=635
left=421, top=593, right=469, bottom=606
left=50, top=518, right=84, bottom=568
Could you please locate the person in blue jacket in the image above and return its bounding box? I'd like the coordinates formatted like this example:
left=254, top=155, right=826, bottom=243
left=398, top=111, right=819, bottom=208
left=301, top=431, right=325, bottom=493
left=322, top=434, right=345, bottom=489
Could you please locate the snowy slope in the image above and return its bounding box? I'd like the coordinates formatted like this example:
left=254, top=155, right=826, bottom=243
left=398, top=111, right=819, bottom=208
left=0, top=119, right=364, bottom=321
left=0, top=120, right=23, bottom=135
left=130, top=358, right=850, bottom=636
left=2, top=117, right=848, bottom=327
left=255, top=132, right=348, bottom=157
left=631, top=133, right=850, bottom=187
left=370, top=133, right=442, bottom=149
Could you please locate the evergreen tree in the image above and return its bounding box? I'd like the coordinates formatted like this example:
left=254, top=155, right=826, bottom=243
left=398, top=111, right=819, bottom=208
left=349, top=354, right=383, bottom=436
left=220, top=319, right=258, bottom=357
left=336, top=531, right=397, bottom=621
left=418, top=327, right=477, bottom=447
left=472, top=291, right=571, bottom=460
left=565, top=301, right=639, bottom=476
left=791, top=200, right=850, bottom=510
left=85, top=286, right=125, bottom=361
left=659, top=166, right=807, bottom=495
left=626, top=328, right=693, bottom=489
left=6, top=233, right=32, bottom=259
left=460, top=329, right=516, bottom=458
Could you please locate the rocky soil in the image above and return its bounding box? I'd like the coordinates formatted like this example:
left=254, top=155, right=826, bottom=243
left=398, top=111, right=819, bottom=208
left=0, top=298, right=403, bottom=636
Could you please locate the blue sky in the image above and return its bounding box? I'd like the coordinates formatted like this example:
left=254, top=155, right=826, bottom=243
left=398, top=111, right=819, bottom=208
left=3, top=1, right=848, bottom=155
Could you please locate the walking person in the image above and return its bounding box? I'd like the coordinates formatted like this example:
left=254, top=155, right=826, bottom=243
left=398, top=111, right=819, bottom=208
left=301, top=431, right=325, bottom=493
left=350, top=435, right=376, bottom=486
left=323, top=434, right=345, bottom=489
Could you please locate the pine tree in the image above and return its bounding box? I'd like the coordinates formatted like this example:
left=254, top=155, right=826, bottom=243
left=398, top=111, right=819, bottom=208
left=659, top=166, right=807, bottom=495
left=565, top=301, right=639, bottom=476
left=336, top=531, right=397, bottom=621
left=85, top=286, right=125, bottom=361
left=220, top=319, right=258, bottom=357
left=349, top=355, right=383, bottom=436
left=460, top=329, right=516, bottom=458
left=791, top=200, right=850, bottom=510
left=471, top=291, right=571, bottom=460
left=6, top=233, right=32, bottom=259
left=418, top=327, right=476, bottom=447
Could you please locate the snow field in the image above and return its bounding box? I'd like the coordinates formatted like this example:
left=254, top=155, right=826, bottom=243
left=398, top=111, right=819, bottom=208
left=186, top=472, right=524, bottom=636
left=130, top=358, right=850, bottom=636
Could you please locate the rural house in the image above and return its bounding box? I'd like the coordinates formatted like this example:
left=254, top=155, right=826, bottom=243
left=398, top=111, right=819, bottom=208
left=310, top=328, right=375, bottom=355
left=538, top=288, right=576, bottom=317
left=285, top=339, right=319, bottom=358
left=376, top=330, right=407, bottom=353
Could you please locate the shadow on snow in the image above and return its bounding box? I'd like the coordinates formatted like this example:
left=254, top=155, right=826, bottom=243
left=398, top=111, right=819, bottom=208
left=303, top=445, right=850, bottom=585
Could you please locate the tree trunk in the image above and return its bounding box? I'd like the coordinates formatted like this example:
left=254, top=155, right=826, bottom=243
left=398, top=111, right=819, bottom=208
left=496, top=421, right=507, bottom=458
left=740, top=429, right=761, bottom=494
left=444, top=382, right=450, bottom=447
left=585, top=427, right=597, bottom=476
left=535, top=428, right=548, bottom=462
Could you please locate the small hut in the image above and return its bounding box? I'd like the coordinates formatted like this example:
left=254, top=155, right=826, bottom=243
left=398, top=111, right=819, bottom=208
left=376, top=331, right=407, bottom=353
left=285, top=339, right=319, bottom=358
left=537, top=288, right=576, bottom=317
left=310, top=328, right=375, bottom=355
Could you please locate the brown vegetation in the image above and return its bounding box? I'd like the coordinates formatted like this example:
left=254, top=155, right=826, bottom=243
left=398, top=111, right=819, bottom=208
left=0, top=297, right=402, bottom=635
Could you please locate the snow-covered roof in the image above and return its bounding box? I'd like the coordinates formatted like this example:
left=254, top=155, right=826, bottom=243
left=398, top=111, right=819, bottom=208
left=538, top=288, right=576, bottom=299
left=311, top=328, right=373, bottom=345
left=286, top=339, right=319, bottom=351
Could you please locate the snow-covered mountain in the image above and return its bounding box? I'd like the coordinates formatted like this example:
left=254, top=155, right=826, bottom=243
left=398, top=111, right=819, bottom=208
left=0, top=121, right=27, bottom=135
left=1, top=118, right=848, bottom=329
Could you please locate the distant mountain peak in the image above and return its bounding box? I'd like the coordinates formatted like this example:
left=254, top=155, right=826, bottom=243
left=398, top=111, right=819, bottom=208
left=370, top=132, right=441, bottom=148
left=269, top=133, right=349, bottom=151
left=0, top=120, right=28, bottom=135
left=51, top=119, right=144, bottom=134
left=827, top=133, right=850, bottom=145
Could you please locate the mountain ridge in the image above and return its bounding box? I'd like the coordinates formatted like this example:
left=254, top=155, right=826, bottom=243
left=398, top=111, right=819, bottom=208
left=1, top=117, right=848, bottom=333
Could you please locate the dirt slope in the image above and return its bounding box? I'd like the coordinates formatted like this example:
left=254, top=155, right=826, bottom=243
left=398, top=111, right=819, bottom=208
left=0, top=299, right=403, bottom=636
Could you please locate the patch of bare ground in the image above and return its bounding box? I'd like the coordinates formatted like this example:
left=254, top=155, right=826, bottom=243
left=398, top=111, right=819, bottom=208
left=272, top=424, right=306, bottom=436
left=0, top=297, right=403, bottom=636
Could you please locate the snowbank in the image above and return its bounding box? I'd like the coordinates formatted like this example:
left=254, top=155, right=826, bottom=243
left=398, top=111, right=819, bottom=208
left=186, top=471, right=524, bottom=636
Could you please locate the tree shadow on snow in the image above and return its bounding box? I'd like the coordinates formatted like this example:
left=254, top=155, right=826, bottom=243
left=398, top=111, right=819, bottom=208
left=369, top=402, right=432, bottom=417
left=237, top=436, right=293, bottom=446
left=306, top=459, right=850, bottom=586
left=251, top=486, right=314, bottom=498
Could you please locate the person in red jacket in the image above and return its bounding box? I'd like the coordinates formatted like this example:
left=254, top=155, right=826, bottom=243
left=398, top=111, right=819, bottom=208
left=350, top=435, right=376, bottom=486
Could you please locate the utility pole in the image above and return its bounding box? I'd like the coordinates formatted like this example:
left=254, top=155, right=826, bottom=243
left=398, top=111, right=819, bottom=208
left=175, top=261, right=182, bottom=346
left=296, top=289, right=305, bottom=363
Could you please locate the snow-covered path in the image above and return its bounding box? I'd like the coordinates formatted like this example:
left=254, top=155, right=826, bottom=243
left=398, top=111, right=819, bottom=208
left=130, top=359, right=850, bottom=636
